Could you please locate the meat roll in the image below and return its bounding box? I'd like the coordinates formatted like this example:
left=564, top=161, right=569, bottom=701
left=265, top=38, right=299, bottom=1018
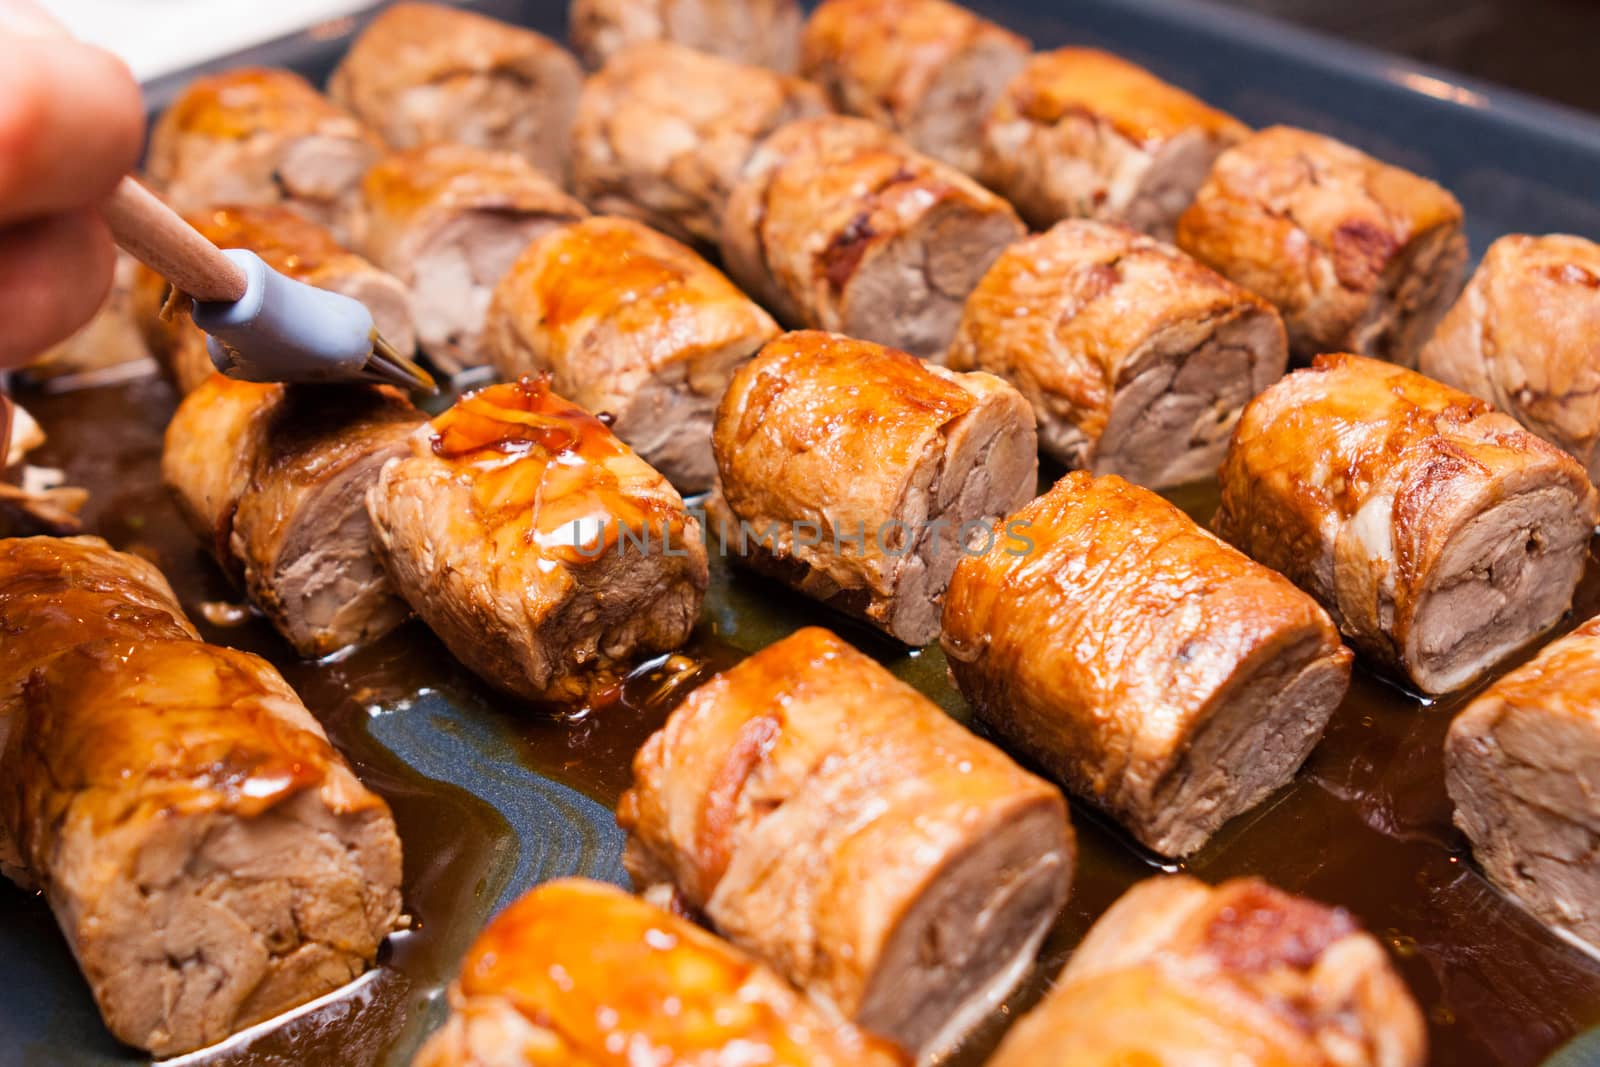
left=800, top=0, right=1029, bottom=176
left=619, top=627, right=1073, bottom=1058
left=570, top=42, right=829, bottom=247
left=1176, top=126, right=1467, bottom=365
left=414, top=878, right=906, bottom=1067
left=978, top=49, right=1248, bottom=240
left=485, top=217, right=778, bottom=493
left=721, top=116, right=1025, bottom=361
left=569, top=0, right=802, bottom=73
left=328, top=2, right=581, bottom=181
left=367, top=378, right=707, bottom=703
left=989, top=876, right=1426, bottom=1067
left=943, top=472, right=1351, bottom=856
left=1215, top=353, right=1596, bottom=695
left=947, top=220, right=1287, bottom=489
left=354, top=143, right=589, bottom=374
left=709, top=330, right=1037, bottom=645
left=147, top=68, right=382, bottom=242
left=1419, top=233, right=1600, bottom=483
left=164, top=376, right=423, bottom=657
left=1446, top=614, right=1600, bottom=953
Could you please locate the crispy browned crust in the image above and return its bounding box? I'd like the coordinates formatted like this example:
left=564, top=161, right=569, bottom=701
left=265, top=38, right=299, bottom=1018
left=569, top=0, right=803, bottom=72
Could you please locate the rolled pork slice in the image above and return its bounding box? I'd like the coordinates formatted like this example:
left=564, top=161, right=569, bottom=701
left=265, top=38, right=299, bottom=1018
left=146, top=68, right=382, bottom=242
left=619, top=626, right=1073, bottom=1059
left=1214, top=352, right=1597, bottom=695
left=354, top=143, right=589, bottom=374
left=486, top=216, right=778, bottom=493
left=328, top=2, right=581, bottom=181
left=367, top=378, right=707, bottom=703
left=978, top=49, right=1248, bottom=240
left=720, top=116, right=1025, bottom=361
left=947, top=219, right=1287, bottom=489
left=1176, top=125, right=1467, bottom=365
left=0, top=636, right=403, bottom=1057
left=163, top=375, right=423, bottom=657
left=989, top=876, right=1426, bottom=1067
left=1446, top=614, right=1600, bottom=953
left=800, top=0, right=1028, bottom=175
left=414, top=878, right=906, bottom=1067
left=709, top=330, right=1037, bottom=645
left=569, top=0, right=802, bottom=72
left=570, top=41, right=829, bottom=247
left=1419, top=233, right=1600, bottom=484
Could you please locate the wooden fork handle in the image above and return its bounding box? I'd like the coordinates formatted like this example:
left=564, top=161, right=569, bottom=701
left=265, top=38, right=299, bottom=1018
left=99, top=178, right=248, bottom=303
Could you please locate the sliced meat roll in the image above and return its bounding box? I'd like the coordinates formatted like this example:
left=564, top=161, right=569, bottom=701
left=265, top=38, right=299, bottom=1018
left=978, top=49, right=1248, bottom=240
left=485, top=217, right=778, bottom=493
left=619, top=627, right=1073, bottom=1059
left=989, top=876, right=1426, bottom=1067
left=328, top=2, right=581, bottom=181
left=709, top=330, right=1037, bottom=645
left=1420, top=233, right=1600, bottom=483
left=721, top=116, right=1025, bottom=361
left=570, top=41, right=829, bottom=247
left=1176, top=126, right=1467, bottom=365
left=800, top=0, right=1028, bottom=176
left=147, top=68, right=382, bottom=242
left=943, top=471, right=1351, bottom=857
left=415, top=878, right=906, bottom=1067
left=0, top=636, right=403, bottom=1057
left=947, top=220, right=1287, bottom=489
left=1446, top=614, right=1600, bottom=953
left=367, top=378, right=707, bottom=703
left=1214, top=352, right=1597, bottom=695
left=354, top=143, right=589, bottom=374
left=163, top=375, right=423, bottom=657
left=569, top=0, right=802, bottom=72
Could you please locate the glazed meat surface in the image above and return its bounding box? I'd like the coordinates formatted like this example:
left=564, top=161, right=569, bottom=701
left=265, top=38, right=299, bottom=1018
left=570, top=0, right=802, bottom=72
left=570, top=41, right=829, bottom=247
left=1176, top=125, right=1466, bottom=365
left=721, top=116, right=1025, bottom=362
left=619, top=627, right=1073, bottom=1059
left=414, top=878, right=906, bottom=1067
left=1214, top=353, right=1596, bottom=694
left=354, top=143, right=589, bottom=374
left=709, top=330, right=1037, bottom=645
left=990, top=876, right=1426, bottom=1067
left=367, top=378, right=707, bottom=703
left=801, top=0, right=1028, bottom=175
left=1419, top=233, right=1600, bottom=483
left=948, top=220, right=1287, bottom=489
left=943, top=472, right=1351, bottom=856
left=485, top=217, right=777, bottom=492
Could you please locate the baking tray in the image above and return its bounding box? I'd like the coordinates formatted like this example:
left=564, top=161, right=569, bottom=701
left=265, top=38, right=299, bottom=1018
left=6, top=1, right=1600, bottom=1064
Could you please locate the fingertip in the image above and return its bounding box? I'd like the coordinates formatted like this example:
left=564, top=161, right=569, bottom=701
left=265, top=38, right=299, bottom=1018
left=0, top=210, right=118, bottom=369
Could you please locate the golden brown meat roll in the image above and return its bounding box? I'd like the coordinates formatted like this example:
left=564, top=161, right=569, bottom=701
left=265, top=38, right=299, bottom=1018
left=948, top=220, right=1287, bottom=489
left=721, top=116, right=1025, bottom=361
left=1419, top=233, right=1600, bottom=483
left=1215, top=353, right=1596, bottom=695
left=328, top=2, right=581, bottom=181
left=619, top=627, right=1073, bottom=1059
left=569, top=0, right=802, bottom=73
left=354, top=143, right=590, bottom=374
left=709, top=330, right=1037, bottom=645
left=800, top=0, right=1028, bottom=176
left=1176, top=126, right=1467, bottom=365
left=978, top=49, right=1248, bottom=240
left=1446, top=614, right=1600, bottom=953
left=146, top=68, right=382, bottom=242
left=989, top=876, right=1426, bottom=1067
left=414, top=878, right=907, bottom=1067
left=367, top=378, right=707, bottom=703
left=943, top=472, right=1351, bottom=857
left=570, top=41, right=829, bottom=247
left=485, top=217, right=778, bottom=493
